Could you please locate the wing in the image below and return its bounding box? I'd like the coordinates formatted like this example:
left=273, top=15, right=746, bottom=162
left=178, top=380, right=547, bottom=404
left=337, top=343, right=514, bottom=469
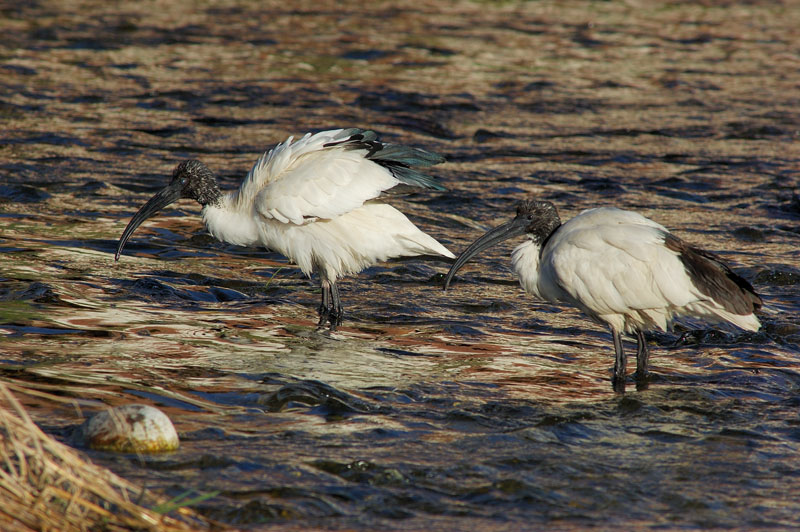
left=238, top=129, right=445, bottom=225
left=570, top=207, right=669, bottom=233
left=545, top=212, right=698, bottom=318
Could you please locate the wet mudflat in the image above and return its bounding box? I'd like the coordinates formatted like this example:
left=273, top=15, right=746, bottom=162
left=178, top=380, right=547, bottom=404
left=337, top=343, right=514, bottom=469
left=1, top=0, right=799, bottom=529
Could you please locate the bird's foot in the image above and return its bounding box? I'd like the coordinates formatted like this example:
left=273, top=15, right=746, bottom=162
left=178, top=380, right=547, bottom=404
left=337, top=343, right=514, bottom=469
left=611, top=329, right=627, bottom=393
left=634, top=369, right=650, bottom=391
left=612, top=375, right=626, bottom=394
left=327, top=307, right=343, bottom=331
left=317, top=304, right=331, bottom=327
left=316, top=305, right=343, bottom=331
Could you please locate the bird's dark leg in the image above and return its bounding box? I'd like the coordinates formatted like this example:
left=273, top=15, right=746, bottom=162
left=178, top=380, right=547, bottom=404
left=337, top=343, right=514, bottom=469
left=635, top=329, right=650, bottom=381
left=612, top=329, right=626, bottom=392
left=317, top=280, right=331, bottom=327
left=328, top=282, right=343, bottom=330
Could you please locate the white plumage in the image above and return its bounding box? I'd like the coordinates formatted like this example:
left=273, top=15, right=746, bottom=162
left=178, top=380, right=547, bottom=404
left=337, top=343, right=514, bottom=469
left=444, top=200, right=762, bottom=390
left=512, top=207, right=760, bottom=333
left=116, top=128, right=454, bottom=329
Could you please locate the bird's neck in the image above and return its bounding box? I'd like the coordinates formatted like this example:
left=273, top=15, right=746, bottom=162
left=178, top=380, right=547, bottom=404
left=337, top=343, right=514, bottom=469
left=511, top=239, right=544, bottom=299
left=536, top=222, right=560, bottom=252
left=201, top=192, right=260, bottom=247
left=194, top=177, right=224, bottom=208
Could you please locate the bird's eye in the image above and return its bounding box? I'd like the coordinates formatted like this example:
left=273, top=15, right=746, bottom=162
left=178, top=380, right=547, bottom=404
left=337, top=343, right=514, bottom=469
left=180, top=178, right=188, bottom=186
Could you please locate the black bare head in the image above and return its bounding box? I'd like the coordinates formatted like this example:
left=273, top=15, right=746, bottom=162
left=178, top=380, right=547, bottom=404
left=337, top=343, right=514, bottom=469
left=115, top=159, right=221, bottom=261
left=443, top=199, right=562, bottom=290
left=515, top=200, right=561, bottom=245
left=170, top=159, right=222, bottom=207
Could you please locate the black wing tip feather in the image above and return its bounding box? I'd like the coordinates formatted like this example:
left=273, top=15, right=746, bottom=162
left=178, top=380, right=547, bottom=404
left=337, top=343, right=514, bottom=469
left=323, top=128, right=447, bottom=190
left=325, top=128, right=445, bottom=163
left=388, top=166, right=447, bottom=191
left=665, top=234, right=763, bottom=315
left=324, top=128, right=377, bottom=147
left=330, top=128, right=377, bottom=141
left=376, top=143, right=446, bottom=166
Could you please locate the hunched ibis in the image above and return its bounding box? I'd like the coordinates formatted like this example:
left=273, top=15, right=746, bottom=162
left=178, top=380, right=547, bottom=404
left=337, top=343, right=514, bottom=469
left=443, top=199, right=762, bottom=390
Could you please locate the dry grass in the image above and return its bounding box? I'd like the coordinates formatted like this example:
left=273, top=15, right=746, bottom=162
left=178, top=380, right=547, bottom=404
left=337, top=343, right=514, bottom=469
left=0, top=382, right=216, bottom=532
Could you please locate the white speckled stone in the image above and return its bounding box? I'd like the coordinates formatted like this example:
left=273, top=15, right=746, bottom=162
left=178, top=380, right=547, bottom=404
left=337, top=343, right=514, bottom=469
left=80, top=404, right=179, bottom=453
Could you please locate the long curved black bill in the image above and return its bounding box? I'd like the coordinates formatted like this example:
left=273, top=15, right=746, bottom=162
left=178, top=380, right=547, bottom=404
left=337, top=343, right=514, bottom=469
left=115, top=184, right=182, bottom=261
left=443, top=216, right=529, bottom=290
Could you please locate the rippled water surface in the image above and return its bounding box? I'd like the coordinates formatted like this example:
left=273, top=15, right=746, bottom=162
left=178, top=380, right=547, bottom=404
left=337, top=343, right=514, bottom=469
left=1, top=1, right=799, bottom=530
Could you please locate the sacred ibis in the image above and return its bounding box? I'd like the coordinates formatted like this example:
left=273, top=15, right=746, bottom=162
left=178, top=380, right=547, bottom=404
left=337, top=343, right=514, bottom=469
left=116, top=128, right=455, bottom=329
left=443, top=200, right=762, bottom=390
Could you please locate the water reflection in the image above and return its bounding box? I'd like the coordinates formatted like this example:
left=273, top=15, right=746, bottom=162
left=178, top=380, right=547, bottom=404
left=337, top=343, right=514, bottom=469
left=2, top=220, right=799, bottom=529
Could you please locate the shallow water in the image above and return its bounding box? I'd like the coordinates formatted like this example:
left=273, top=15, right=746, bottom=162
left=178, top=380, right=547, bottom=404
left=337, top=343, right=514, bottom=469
left=1, top=1, right=799, bottom=530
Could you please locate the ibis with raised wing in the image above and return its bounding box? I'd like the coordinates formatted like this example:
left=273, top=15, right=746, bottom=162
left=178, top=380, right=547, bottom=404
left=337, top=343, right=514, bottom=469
left=116, top=128, right=455, bottom=329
